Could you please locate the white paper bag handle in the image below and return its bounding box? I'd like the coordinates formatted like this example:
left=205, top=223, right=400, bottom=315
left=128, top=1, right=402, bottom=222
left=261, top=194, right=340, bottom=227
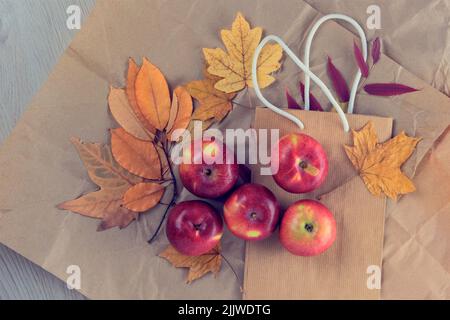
left=252, top=35, right=350, bottom=132
left=304, top=14, right=368, bottom=114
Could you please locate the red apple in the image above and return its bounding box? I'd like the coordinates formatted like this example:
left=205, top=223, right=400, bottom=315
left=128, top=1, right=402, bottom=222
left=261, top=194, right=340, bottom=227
left=279, top=199, right=336, bottom=256
left=166, top=200, right=223, bottom=256
left=223, top=183, right=281, bottom=241
left=179, top=140, right=239, bottom=199
left=272, top=133, right=328, bottom=193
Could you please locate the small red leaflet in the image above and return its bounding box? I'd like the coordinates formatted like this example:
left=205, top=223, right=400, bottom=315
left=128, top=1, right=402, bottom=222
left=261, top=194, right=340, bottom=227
left=372, top=37, right=381, bottom=64
left=327, top=57, right=350, bottom=103
left=364, top=83, right=418, bottom=96
left=353, top=41, right=369, bottom=77
left=286, top=88, right=302, bottom=109
left=299, top=82, right=324, bottom=111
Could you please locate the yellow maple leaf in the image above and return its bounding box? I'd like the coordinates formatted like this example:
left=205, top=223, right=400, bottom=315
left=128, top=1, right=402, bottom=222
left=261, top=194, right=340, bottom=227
left=344, top=121, right=421, bottom=200
left=203, top=12, right=282, bottom=93
left=159, top=244, right=222, bottom=283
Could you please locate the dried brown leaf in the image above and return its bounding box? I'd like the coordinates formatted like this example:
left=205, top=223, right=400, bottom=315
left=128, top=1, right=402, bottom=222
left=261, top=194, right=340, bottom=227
left=185, top=77, right=235, bottom=124
left=57, top=138, right=142, bottom=230
left=135, top=57, right=171, bottom=130
left=167, top=86, right=193, bottom=141
left=126, top=58, right=157, bottom=135
left=159, top=244, right=222, bottom=284
left=111, top=127, right=162, bottom=180
left=108, top=86, right=154, bottom=141
left=123, top=182, right=165, bottom=212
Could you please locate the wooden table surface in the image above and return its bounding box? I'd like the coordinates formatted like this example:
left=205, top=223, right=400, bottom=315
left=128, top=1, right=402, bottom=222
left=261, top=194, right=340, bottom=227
left=0, top=0, right=95, bottom=300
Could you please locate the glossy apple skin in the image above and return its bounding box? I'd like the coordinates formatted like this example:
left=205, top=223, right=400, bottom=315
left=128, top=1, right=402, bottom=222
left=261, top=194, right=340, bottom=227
left=179, top=140, right=239, bottom=199
left=272, top=133, right=328, bottom=193
left=279, top=199, right=336, bottom=256
left=166, top=200, right=223, bottom=256
left=224, top=183, right=281, bottom=241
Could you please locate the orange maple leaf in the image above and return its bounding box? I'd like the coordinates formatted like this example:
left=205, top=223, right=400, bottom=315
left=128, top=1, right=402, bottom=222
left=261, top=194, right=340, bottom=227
left=185, top=72, right=236, bottom=128
left=159, top=244, right=222, bottom=283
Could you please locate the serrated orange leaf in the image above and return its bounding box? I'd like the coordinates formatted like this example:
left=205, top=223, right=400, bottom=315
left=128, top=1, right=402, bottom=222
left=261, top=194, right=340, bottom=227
left=108, top=87, right=154, bottom=141
left=185, top=76, right=235, bottom=125
left=135, top=57, right=171, bottom=130
left=344, top=121, right=421, bottom=200
left=126, top=58, right=157, bottom=136
left=123, top=182, right=165, bottom=212
left=203, top=12, right=283, bottom=93
left=57, top=138, right=142, bottom=230
left=159, top=244, right=222, bottom=284
left=167, top=87, right=193, bottom=141
left=111, top=127, right=161, bottom=180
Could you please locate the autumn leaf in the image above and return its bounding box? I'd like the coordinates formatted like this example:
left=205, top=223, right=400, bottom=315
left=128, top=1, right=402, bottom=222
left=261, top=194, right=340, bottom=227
left=159, top=244, right=222, bottom=283
left=166, top=87, right=193, bottom=141
left=344, top=121, right=421, bottom=200
left=186, top=119, right=217, bottom=135
left=96, top=196, right=138, bottom=231
left=327, top=56, right=350, bottom=103
left=59, top=189, right=139, bottom=231
left=110, top=127, right=162, bottom=180
left=364, top=83, right=418, bottom=96
left=371, top=37, right=381, bottom=64
left=203, top=12, right=283, bottom=93
left=122, top=182, right=165, bottom=212
left=286, top=88, right=302, bottom=109
left=108, top=86, right=154, bottom=141
left=57, top=138, right=142, bottom=230
left=353, top=40, right=369, bottom=77
left=126, top=58, right=157, bottom=137
left=166, top=93, right=179, bottom=135
left=185, top=73, right=236, bottom=126
left=299, top=81, right=323, bottom=112
left=135, top=57, right=171, bottom=130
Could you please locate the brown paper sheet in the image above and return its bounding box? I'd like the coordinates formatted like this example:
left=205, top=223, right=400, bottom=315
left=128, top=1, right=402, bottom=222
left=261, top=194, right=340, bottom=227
left=305, top=0, right=450, bottom=96
left=245, top=109, right=392, bottom=300
left=0, top=0, right=448, bottom=299
left=382, top=128, right=450, bottom=299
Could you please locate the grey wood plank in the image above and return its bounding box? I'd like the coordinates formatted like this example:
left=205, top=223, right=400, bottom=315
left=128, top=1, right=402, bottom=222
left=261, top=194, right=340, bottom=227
left=0, top=0, right=95, bottom=300
left=0, top=244, right=86, bottom=300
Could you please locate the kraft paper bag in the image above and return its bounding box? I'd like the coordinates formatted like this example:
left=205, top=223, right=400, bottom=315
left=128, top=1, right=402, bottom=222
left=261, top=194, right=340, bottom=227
left=0, top=0, right=449, bottom=299
left=244, top=109, right=392, bottom=300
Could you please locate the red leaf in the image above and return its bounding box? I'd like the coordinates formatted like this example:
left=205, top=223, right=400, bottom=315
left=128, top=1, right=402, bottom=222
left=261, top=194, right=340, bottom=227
left=372, top=37, right=381, bottom=64
left=299, top=82, right=324, bottom=112
left=364, top=83, right=419, bottom=96
left=286, top=88, right=302, bottom=109
left=353, top=41, right=369, bottom=77
left=327, top=57, right=350, bottom=103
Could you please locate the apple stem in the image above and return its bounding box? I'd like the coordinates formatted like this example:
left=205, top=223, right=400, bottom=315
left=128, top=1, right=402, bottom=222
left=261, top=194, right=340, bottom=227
left=148, top=142, right=178, bottom=244
left=299, top=160, right=308, bottom=169
left=218, top=251, right=243, bottom=293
